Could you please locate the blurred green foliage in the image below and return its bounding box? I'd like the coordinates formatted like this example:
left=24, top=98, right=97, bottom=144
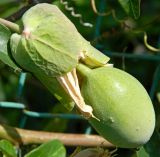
left=0, top=0, right=160, bottom=156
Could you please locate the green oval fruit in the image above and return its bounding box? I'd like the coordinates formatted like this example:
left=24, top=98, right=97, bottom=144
left=77, top=64, right=155, bottom=148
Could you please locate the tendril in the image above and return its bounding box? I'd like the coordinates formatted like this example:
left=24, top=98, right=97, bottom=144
left=60, top=0, right=93, bottom=28
left=144, top=32, right=160, bottom=52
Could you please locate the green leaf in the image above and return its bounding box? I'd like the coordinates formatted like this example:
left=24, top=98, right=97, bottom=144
left=131, top=132, right=160, bottom=157
left=117, top=0, right=141, bottom=19
left=136, top=147, right=149, bottom=157
left=25, top=140, right=66, bottom=157
left=118, top=0, right=130, bottom=14
left=144, top=131, right=160, bottom=157
left=130, top=0, right=141, bottom=19
left=0, top=23, right=21, bottom=70
left=0, top=0, right=16, bottom=5
left=0, top=139, right=17, bottom=157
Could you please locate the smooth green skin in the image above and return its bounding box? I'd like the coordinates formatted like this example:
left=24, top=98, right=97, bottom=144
left=77, top=64, right=155, bottom=148
left=10, top=3, right=109, bottom=77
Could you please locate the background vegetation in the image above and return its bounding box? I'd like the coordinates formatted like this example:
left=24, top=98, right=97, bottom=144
left=0, top=0, right=160, bottom=156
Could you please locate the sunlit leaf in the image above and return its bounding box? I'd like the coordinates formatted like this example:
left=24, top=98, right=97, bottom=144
left=0, top=139, right=17, bottom=157
left=25, top=140, right=66, bottom=157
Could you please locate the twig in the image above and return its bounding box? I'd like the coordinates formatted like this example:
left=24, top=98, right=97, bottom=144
left=0, top=18, right=21, bottom=33
left=0, top=124, right=114, bottom=147
left=6, top=0, right=53, bottom=22
left=6, top=5, right=31, bottom=22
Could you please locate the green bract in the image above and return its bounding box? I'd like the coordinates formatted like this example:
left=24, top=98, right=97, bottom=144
left=34, top=72, right=74, bottom=110
left=10, top=3, right=109, bottom=77
left=77, top=64, right=155, bottom=148
left=9, top=3, right=110, bottom=111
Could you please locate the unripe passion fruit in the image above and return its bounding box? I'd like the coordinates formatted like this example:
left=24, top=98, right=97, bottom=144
left=77, top=64, right=155, bottom=148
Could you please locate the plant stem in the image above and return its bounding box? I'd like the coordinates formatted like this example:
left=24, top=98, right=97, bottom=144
left=0, top=124, right=114, bottom=147
left=0, top=18, right=21, bottom=33
left=76, top=63, right=91, bottom=77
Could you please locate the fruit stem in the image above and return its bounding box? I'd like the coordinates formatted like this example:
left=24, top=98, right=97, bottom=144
left=0, top=18, right=21, bottom=33
left=76, top=63, right=91, bottom=77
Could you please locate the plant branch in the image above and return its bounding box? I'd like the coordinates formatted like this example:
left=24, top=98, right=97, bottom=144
left=0, top=18, right=21, bottom=33
left=6, top=0, right=53, bottom=22
left=6, top=6, right=31, bottom=22
left=0, top=124, right=114, bottom=147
